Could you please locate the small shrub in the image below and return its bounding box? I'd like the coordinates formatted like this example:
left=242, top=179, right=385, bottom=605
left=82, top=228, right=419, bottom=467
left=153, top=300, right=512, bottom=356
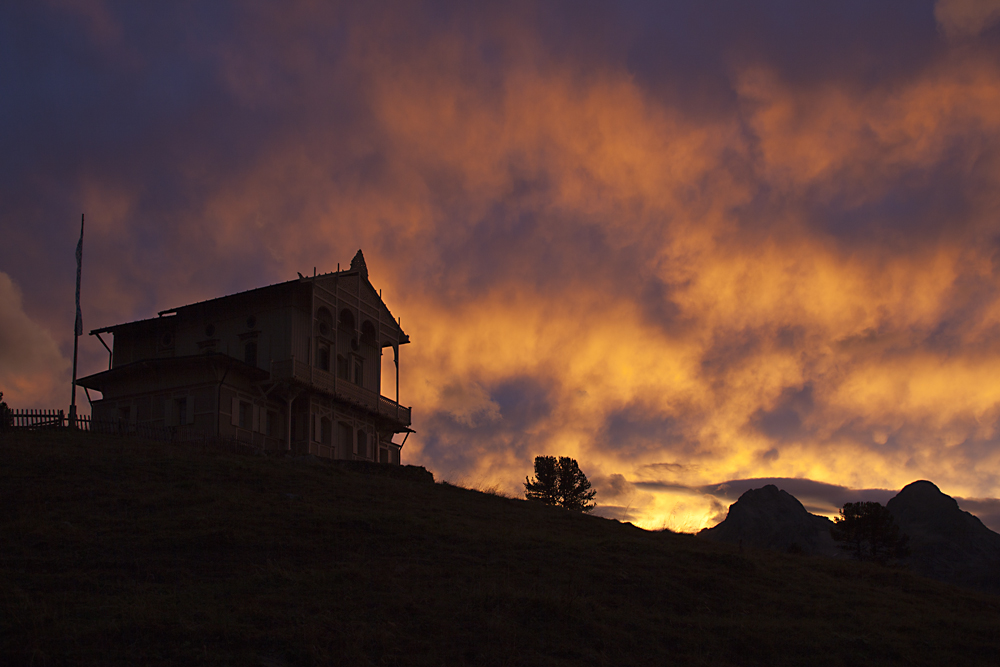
left=0, top=391, right=12, bottom=431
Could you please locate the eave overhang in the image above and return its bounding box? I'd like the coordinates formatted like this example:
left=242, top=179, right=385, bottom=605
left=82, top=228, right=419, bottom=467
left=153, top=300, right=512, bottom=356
left=77, top=353, right=268, bottom=392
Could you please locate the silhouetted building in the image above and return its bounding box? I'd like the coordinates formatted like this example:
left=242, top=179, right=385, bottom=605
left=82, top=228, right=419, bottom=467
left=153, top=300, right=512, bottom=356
left=78, top=250, right=412, bottom=463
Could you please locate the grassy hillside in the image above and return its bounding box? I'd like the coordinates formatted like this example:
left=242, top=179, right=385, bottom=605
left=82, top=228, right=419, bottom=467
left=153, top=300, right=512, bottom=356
left=2, top=431, right=999, bottom=666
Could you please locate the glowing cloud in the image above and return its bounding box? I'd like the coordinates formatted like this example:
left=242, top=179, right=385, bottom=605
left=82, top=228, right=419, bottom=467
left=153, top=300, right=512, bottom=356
left=4, top=2, right=1000, bottom=531
left=936, top=0, right=1000, bottom=38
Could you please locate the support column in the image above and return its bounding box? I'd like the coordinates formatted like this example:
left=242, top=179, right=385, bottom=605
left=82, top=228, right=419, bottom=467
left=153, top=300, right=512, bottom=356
left=285, top=393, right=296, bottom=451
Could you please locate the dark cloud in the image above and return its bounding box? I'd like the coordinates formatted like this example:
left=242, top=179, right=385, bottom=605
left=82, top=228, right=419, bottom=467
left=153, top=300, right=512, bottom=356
left=638, top=461, right=696, bottom=474
left=699, top=328, right=762, bottom=377
left=700, top=477, right=896, bottom=510
left=412, top=374, right=555, bottom=480
left=749, top=384, right=814, bottom=442
left=492, top=376, right=554, bottom=430
left=594, top=472, right=635, bottom=501
left=598, top=406, right=701, bottom=458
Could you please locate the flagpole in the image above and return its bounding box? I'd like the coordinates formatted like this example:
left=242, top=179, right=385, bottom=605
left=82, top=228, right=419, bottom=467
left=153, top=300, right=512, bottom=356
left=70, top=214, right=84, bottom=429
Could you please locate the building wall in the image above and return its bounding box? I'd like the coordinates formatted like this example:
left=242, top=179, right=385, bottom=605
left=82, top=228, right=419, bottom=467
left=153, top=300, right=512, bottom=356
left=91, top=365, right=289, bottom=450
left=94, top=275, right=407, bottom=463
left=218, top=383, right=287, bottom=449
left=302, top=394, right=401, bottom=464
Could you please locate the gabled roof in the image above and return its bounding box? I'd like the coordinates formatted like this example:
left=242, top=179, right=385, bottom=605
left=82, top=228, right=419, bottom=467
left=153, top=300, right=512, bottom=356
left=89, top=250, right=409, bottom=343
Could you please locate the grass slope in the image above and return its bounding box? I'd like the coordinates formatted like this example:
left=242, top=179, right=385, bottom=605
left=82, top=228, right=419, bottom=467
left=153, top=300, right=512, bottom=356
left=2, top=431, right=999, bottom=666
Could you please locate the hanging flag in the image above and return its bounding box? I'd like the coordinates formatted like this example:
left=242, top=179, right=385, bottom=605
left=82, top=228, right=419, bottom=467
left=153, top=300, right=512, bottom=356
left=75, top=215, right=84, bottom=336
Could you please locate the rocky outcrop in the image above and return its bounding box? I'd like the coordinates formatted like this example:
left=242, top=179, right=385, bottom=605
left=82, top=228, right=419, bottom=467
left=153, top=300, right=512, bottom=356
left=700, top=480, right=1000, bottom=595
left=699, top=485, right=839, bottom=557
left=887, top=480, right=1000, bottom=594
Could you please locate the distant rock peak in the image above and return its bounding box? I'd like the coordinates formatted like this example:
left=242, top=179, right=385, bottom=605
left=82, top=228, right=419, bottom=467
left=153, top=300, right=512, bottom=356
left=700, top=484, right=838, bottom=557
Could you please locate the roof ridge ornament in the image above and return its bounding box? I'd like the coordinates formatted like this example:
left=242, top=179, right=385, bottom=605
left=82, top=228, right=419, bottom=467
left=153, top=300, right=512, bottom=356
left=350, top=249, right=368, bottom=279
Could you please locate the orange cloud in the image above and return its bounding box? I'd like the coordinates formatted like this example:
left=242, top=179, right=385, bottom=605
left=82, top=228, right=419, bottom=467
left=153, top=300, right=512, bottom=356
left=10, top=3, right=1000, bottom=531
left=181, top=17, right=1000, bottom=529
left=936, top=0, right=1000, bottom=38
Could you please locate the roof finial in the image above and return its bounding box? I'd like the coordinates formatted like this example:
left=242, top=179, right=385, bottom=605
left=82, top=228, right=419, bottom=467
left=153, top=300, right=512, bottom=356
left=350, top=249, right=368, bottom=279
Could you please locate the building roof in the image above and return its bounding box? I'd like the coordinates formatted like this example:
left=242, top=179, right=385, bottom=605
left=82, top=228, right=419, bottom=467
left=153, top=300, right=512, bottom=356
left=77, top=353, right=269, bottom=392
left=90, top=251, right=409, bottom=343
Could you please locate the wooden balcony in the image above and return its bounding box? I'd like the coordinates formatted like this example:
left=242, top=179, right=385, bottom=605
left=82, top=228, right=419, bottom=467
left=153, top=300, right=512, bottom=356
left=269, top=358, right=411, bottom=427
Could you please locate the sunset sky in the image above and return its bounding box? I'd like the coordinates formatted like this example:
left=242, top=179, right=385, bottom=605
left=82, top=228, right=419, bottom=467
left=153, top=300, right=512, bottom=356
left=4, top=1, right=1000, bottom=531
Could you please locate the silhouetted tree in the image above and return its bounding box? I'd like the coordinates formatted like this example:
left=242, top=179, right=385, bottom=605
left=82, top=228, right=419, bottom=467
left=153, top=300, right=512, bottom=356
left=0, top=392, right=12, bottom=431
left=524, top=456, right=560, bottom=505
left=524, top=456, right=596, bottom=512
left=556, top=457, right=597, bottom=512
left=831, top=501, right=909, bottom=563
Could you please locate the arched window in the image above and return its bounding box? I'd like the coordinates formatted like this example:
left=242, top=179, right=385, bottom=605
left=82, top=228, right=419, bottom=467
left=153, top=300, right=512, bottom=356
left=316, top=307, right=333, bottom=337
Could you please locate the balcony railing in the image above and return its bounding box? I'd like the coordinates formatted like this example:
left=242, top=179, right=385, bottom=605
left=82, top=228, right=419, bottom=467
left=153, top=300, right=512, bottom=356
left=269, top=358, right=411, bottom=426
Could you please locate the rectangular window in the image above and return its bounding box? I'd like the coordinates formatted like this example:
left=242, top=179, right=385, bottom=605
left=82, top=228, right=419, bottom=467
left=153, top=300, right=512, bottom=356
left=354, top=358, right=363, bottom=386
left=317, top=344, right=330, bottom=371
left=356, top=430, right=367, bottom=458
left=118, top=406, right=131, bottom=422
left=238, top=401, right=251, bottom=429
left=337, top=354, right=349, bottom=380
left=244, top=341, right=257, bottom=367
left=175, top=398, right=187, bottom=426
left=338, top=422, right=352, bottom=454
left=267, top=410, right=278, bottom=437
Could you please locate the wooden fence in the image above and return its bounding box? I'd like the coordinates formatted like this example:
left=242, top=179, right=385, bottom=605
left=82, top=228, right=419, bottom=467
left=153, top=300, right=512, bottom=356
left=9, top=408, right=67, bottom=429
left=4, top=409, right=264, bottom=456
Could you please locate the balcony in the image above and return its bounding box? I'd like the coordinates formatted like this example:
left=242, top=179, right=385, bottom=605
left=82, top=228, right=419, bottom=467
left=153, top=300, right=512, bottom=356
left=269, top=358, right=411, bottom=426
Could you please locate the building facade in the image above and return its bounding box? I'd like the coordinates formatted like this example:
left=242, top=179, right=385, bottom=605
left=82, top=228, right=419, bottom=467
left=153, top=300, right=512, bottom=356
left=78, top=250, right=412, bottom=463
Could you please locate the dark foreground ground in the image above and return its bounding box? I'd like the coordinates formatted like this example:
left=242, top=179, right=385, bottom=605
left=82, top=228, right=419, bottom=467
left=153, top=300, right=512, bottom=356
left=2, top=430, right=999, bottom=666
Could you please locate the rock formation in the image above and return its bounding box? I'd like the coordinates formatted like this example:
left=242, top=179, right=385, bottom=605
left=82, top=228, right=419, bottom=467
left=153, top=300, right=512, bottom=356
left=699, top=485, right=840, bottom=557
left=887, top=480, right=1000, bottom=594
left=700, top=479, right=1000, bottom=595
